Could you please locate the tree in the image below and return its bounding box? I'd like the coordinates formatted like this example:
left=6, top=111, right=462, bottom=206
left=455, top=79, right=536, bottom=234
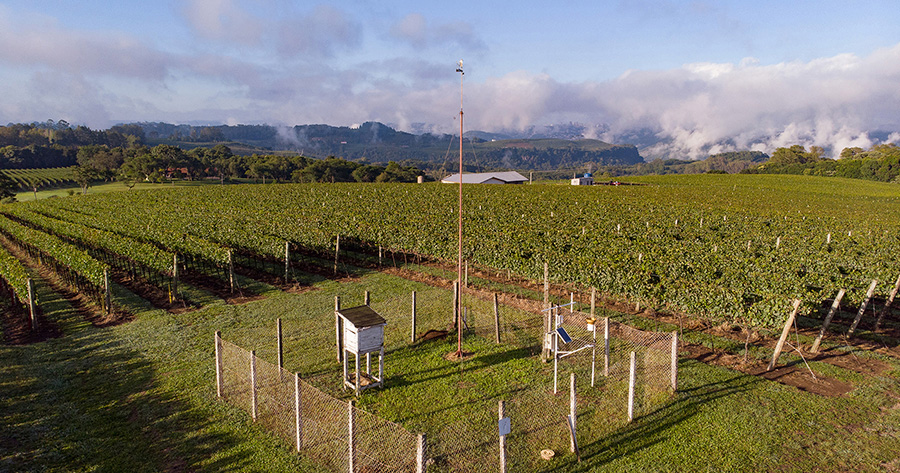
left=72, top=165, right=102, bottom=194
left=0, top=173, right=17, bottom=202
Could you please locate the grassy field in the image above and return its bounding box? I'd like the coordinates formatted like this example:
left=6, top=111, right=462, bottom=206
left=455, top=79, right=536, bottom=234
left=2, top=263, right=899, bottom=472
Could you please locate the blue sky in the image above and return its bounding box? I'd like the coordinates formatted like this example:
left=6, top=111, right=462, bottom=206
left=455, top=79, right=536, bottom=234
left=1, top=0, right=899, bottom=158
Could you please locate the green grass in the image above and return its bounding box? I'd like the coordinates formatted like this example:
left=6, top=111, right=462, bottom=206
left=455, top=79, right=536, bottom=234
left=13, top=179, right=228, bottom=201
left=3, top=265, right=900, bottom=472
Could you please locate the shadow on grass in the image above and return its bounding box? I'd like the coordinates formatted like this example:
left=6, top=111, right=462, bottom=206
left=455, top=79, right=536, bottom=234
left=551, top=365, right=761, bottom=472
left=0, top=326, right=254, bottom=472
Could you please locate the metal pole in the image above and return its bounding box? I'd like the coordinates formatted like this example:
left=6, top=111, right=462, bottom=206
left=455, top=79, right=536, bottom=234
left=456, top=60, right=464, bottom=357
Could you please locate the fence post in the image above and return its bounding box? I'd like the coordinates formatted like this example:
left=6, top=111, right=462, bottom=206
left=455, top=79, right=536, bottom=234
left=452, top=281, right=459, bottom=328
left=493, top=293, right=501, bottom=344
left=411, top=291, right=417, bottom=343
left=628, top=351, right=636, bottom=422
left=27, top=278, right=37, bottom=331
left=250, top=350, right=258, bottom=421
left=215, top=331, right=223, bottom=397
left=498, top=400, right=507, bottom=473
left=811, top=289, right=845, bottom=353
left=767, top=299, right=802, bottom=371
left=848, top=279, right=878, bottom=336
left=295, top=372, right=302, bottom=452
left=590, top=287, right=596, bottom=319
left=335, top=296, right=343, bottom=363
left=348, top=400, right=356, bottom=473
left=364, top=290, right=370, bottom=306
left=277, top=318, right=283, bottom=370
left=604, top=317, right=610, bottom=377
left=569, top=372, right=577, bottom=453
left=875, top=272, right=900, bottom=330
left=543, top=262, right=549, bottom=308
left=416, top=433, right=427, bottom=473
left=670, top=330, right=678, bottom=391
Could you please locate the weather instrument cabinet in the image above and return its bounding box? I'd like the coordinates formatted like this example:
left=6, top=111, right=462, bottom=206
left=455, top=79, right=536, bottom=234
left=337, top=305, right=386, bottom=394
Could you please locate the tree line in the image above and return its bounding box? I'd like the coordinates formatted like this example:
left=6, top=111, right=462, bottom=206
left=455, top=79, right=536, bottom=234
left=742, top=144, right=900, bottom=182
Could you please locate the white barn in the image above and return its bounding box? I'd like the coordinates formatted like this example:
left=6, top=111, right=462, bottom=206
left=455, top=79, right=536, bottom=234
left=441, top=171, right=528, bottom=184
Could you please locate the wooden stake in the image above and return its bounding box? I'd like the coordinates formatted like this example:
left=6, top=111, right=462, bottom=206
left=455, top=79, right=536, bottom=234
left=604, top=316, right=610, bottom=377
left=172, top=254, right=178, bottom=301
left=875, top=272, right=900, bottom=330
left=335, top=296, right=343, bottom=363
left=214, top=331, right=223, bottom=397
left=590, top=287, right=596, bottom=319
left=228, top=249, right=235, bottom=293
left=411, top=291, right=417, bottom=343
left=416, top=433, right=427, bottom=473
left=276, top=318, right=283, bottom=370
left=811, top=289, right=845, bottom=353
left=284, top=241, right=290, bottom=283
left=499, top=400, right=507, bottom=473
left=543, top=262, right=550, bottom=308
left=493, top=293, right=500, bottom=344
left=27, top=278, right=37, bottom=331
left=569, top=372, right=577, bottom=453
left=848, top=279, right=878, bottom=336
left=767, top=299, right=802, bottom=371
left=333, top=234, right=340, bottom=275
left=348, top=400, right=356, bottom=473
left=295, top=373, right=302, bottom=452
left=364, top=290, right=370, bottom=306
left=250, top=350, right=258, bottom=420
left=628, top=351, right=636, bottom=422
left=670, top=331, right=678, bottom=392
left=103, top=269, right=111, bottom=315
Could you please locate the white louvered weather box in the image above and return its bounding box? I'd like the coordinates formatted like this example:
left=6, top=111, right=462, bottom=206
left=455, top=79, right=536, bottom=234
left=337, top=305, right=386, bottom=394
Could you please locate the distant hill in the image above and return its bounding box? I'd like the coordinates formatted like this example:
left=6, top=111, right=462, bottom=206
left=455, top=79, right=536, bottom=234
left=135, top=121, right=644, bottom=170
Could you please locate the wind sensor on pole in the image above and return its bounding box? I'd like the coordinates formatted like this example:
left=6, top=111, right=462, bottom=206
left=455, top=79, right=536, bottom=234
left=455, top=59, right=465, bottom=358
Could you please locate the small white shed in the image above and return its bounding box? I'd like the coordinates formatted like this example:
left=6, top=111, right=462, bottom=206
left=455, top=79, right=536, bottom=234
left=337, top=305, right=386, bottom=394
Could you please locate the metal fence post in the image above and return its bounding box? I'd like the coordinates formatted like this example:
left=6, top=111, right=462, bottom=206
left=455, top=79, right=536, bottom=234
left=411, top=291, right=417, bottom=343
left=628, top=351, right=636, bottom=422
left=416, top=433, right=427, bottom=473
left=277, top=318, right=283, bottom=370
left=348, top=400, right=356, bottom=473
left=295, top=373, right=302, bottom=452
left=670, top=331, right=678, bottom=392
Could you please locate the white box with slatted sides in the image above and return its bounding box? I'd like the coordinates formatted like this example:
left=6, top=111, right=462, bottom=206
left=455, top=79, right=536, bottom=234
left=338, top=305, right=386, bottom=394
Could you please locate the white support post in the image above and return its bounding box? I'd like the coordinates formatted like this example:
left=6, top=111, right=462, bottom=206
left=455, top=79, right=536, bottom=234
left=848, top=279, right=878, bottom=336
left=250, top=350, right=258, bottom=421
left=295, top=372, right=302, bottom=452
left=628, top=351, right=636, bottom=422
left=590, top=287, right=596, bottom=319
left=590, top=321, right=597, bottom=387
left=228, top=249, right=235, bottom=293
left=215, top=331, right=223, bottom=397
left=811, top=289, right=845, bottom=353
left=875, top=272, right=900, bottom=330
left=670, top=331, right=678, bottom=392
left=553, top=331, right=559, bottom=394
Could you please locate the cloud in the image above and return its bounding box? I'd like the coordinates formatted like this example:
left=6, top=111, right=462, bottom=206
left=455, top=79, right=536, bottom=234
left=276, top=5, right=361, bottom=59
left=180, top=0, right=264, bottom=45
left=389, top=13, right=486, bottom=51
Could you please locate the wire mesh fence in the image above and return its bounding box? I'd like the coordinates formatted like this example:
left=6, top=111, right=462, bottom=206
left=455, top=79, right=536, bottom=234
left=216, top=283, right=676, bottom=472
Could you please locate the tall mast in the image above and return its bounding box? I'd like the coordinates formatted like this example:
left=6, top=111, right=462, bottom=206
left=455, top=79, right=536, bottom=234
left=455, top=59, right=464, bottom=357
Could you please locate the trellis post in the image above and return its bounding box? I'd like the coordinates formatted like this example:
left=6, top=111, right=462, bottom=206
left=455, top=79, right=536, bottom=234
left=27, top=278, right=37, bottom=331
left=295, top=372, right=302, bottom=452
left=670, top=331, right=678, bottom=391
left=276, top=318, right=283, bottom=370
left=333, top=234, right=340, bottom=275
left=411, top=291, right=417, bottom=343
left=848, top=279, right=878, bottom=336
left=103, top=269, right=111, bottom=315
left=172, top=254, right=178, bottom=302
left=875, top=272, right=900, bottom=330
left=493, top=293, right=501, bottom=344
left=228, top=249, right=235, bottom=293
left=250, top=350, right=258, bottom=421
left=284, top=241, right=290, bottom=283
left=811, top=289, right=845, bottom=353
left=767, top=299, right=802, bottom=371
left=628, top=351, right=636, bottom=422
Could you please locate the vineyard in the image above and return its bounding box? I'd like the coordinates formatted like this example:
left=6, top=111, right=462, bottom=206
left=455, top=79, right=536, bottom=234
left=1, top=173, right=899, bottom=472
left=8, top=173, right=898, bottom=329
left=1, top=166, right=76, bottom=189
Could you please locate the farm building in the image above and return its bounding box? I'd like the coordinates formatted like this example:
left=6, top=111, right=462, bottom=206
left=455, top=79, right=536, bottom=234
left=441, top=171, right=528, bottom=184
left=571, top=173, right=594, bottom=186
